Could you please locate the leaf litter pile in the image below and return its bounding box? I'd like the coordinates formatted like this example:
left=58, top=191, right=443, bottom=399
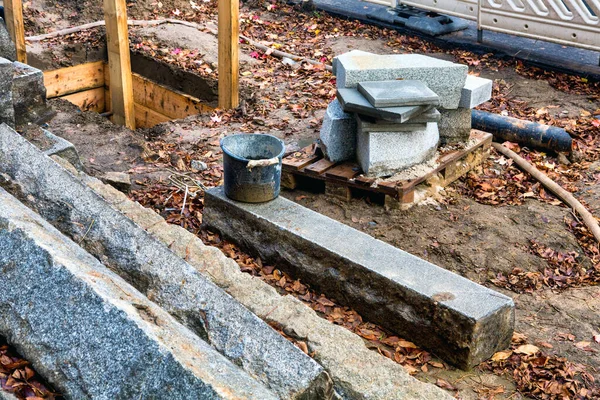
left=21, top=0, right=600, bottom=397
left=0, top=342, right=59, bottom=399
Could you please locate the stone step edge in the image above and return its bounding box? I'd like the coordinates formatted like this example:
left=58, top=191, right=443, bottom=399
left=71, top=158, right=452, bottom=400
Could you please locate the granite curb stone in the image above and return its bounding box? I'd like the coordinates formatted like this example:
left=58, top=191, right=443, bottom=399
left=357, top=80, right=439, bottom=108
left=459, top=75, right=493, bottom=109
left=0, top=188, right=278, bottom=400
left=203, top=187, right=515, bottom=369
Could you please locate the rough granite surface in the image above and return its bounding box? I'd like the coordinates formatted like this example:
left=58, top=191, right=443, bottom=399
left=0, top=58, right=14, bottom=127
left=0, top=188, right=277, bottom=400
left=12, top=62, right=49, bottom=127
left=439, top=108, right=472, bottom=144
left=203, top=187, right=515, bottom=369
left=0, top=124, right=333, bottom=400
left=82, top=176, right=454, bottom=399
left=319, top=99, right=357, bottom=162
left=357, top=122, right=440, bottom=177
left=335, top=52, right=468, bottom=109
left=0, top=19, right=16, bottom=61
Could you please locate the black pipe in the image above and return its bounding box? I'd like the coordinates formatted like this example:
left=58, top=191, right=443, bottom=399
left=471, top=109, right=572, bottom=153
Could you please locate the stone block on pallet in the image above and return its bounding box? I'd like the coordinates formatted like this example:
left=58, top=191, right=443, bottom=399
left=12, top=62, right=51, bottom=127
left=319, top=98, right=357, bottom=163
left=459, top=75, right=493, bottom=109
left=356, top=114, right=427, bottom=132
left=335, top=52, right=468, bottom=109
left=0, top=58, right=14, bottom=127
left=357, top=80, right=439, bottom=108
left=203, top=187, right=515, bottom=369
left=0, top=188, right=278, bottom=400
left=357, top=122, right=439, bottom=177
left=439, top=108, right=472, bottom=144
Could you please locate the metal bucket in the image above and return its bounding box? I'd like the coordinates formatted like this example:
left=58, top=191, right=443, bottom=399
left=220, top=133, right=285, bottom=203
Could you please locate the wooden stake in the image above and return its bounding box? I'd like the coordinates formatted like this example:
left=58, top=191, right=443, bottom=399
left=4, top=0, right=27, bottom=63
left=218, top=0, right=239, bottom=109
left=103, top=0, right=135, bottom=129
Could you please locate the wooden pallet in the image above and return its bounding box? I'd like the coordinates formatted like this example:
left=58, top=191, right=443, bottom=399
left=282, top=130, right=493, bottom=206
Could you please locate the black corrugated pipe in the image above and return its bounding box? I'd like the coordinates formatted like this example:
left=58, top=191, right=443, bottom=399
left=471, top=110, right=572, bottom=153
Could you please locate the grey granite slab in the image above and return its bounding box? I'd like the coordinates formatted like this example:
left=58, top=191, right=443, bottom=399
left=356, top=114, right=427, bottom=132
left=202, top=186, right=515, bottom=369
left=337, top=88, right=432, bottom=123
left=459, top=75, right=493, bottom=109
left=0, top=58, right=14, bottom=128
left=335, top=52, right=468, bottom=109
left=357, top=80, right=439, bottom=107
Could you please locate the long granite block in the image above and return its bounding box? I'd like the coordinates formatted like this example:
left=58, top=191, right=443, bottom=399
left=0, top=124, right=333, bottom=400
left=356, top=114, right=427, bottom=132
left=319, top=99, right=357, bottom=163
left=439, top=108, right=472, bottom=144
left=0, top=188, right=277, bottom=400
left=0, top=58, right=14, bottom=127
left=203, top=187, right=515, bottom=369
left=459, top=75, right=493, bottom=109
left=335, top=52, right=468, bottom=109
left=357, top=122, right=440, bottom=177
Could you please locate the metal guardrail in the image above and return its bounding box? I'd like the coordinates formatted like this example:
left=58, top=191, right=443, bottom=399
left=368, top=0, right=600, bottom=52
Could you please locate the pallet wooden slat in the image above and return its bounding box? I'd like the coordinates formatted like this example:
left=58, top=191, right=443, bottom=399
left=305, top=159, right=337, bottom=175
left=325, top=162, right=361, bottom=181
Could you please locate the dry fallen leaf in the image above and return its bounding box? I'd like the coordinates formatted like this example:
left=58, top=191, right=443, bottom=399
left=491, top=350, right=512, bottom=361
left=514, top=344, right=540, bottom=356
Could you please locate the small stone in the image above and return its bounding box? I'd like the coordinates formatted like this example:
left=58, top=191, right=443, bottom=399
left=191, top=160, right=208, bottom=171
left=100, top=171, right=132, bottom=193
left=319, top=99, right=357, bottom=162
left=459, top=75, right=493, bottom=109
left=438, top=108, right=472, bottom=144
left=357, top=122, right=440, bottom=177
left=337, top=88, right=432, bottom=123
left=357, top=80, right=439, bottom=108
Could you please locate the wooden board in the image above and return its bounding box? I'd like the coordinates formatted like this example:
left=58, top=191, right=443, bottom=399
left=43, top=61, right=105, bottom=99
left=104, top=0, right=135, bottom=129
left=134, top=103, right=171, bottom=129
left=305, top=159, right=336, bottom=175
left=218, top=0, right=239, bottom=109
left=4, top=0, right=27, bottom=63
left=131, top=73, right=212, bottom=120
left=62, top=87, right=106, bottom=113
left=325, top=162, right=361, bottom=181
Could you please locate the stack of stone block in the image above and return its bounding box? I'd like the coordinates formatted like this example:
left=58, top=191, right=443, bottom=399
left=320, top=50, right=493, bottom=177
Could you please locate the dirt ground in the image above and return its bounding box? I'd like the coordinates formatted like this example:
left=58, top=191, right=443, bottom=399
left=14, top=0, right=600, bottom=399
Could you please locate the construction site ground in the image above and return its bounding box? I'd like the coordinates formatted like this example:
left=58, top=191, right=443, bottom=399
left=7, top=0, right=600, bottom=399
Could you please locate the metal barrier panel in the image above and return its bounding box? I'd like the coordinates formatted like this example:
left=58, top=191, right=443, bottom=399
left=366, top=0, right=600, bottom=52
left=479, top=0, right=600, bottom=51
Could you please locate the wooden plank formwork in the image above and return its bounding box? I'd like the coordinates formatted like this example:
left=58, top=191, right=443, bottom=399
left=43, top=62, right=213, bottom=128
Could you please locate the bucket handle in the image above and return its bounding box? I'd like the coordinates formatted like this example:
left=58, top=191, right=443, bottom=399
left=246, top=157, right=280, bottom=171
